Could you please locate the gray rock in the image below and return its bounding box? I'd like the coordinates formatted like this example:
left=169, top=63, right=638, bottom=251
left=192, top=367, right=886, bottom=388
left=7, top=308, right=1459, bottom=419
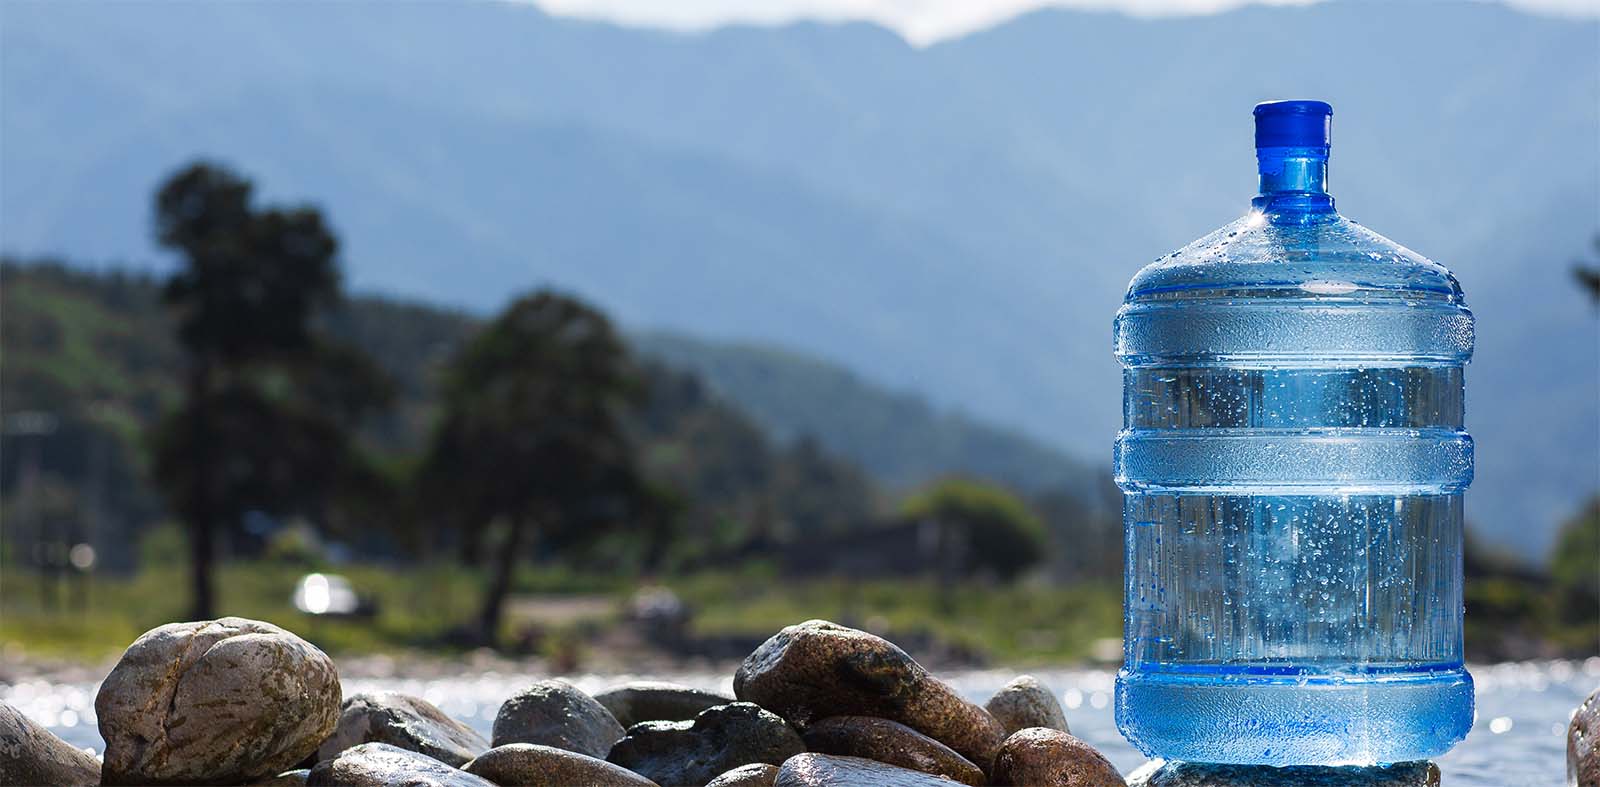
left=1572, top=687, right=1599, bottom=787
left=606, top=702, right=803, bottom=787
left=594, top=682, right=733, bottom=728
left=705, top=763, right=780, bottom=787
left=463, top=743, right=658, bottom=787
left=990, top=727, right=1121, bottom=787
left=251, top=769, right=310, bottom=786
left=307, top=742, right=494, bottom=787
left=492, top=679, right=625, bottom=758
left=1125, top=759, right=1440, bottom=787
left=733, top=620, right=1005, bottom=770
left=801, top=716, right=982, bottom=786
left=774, top=753, right=957, bottom=787
left=984, top=675, right=1069, bottom=735
left=0, top=700, right=100, bottom=786
left=95, top=617, right=341, bottom=786
left=316, top=691, right=488, bottom=766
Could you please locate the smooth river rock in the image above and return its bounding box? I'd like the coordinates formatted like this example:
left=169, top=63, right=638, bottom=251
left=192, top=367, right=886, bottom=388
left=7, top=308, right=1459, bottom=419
left=594, top=681, right=734, bottom=728
left=307, top=742, right=493, bottom=787
left=251, top=769, right=309, bottom=786
left=606, top=702, right=804, bottom=787
left=1124, top=759, right=1442, bottom=787
left=800, top=716, right=983, bottom=786
left=95, top=617, right=341, bottom=786
left=990, top=727, right=1122, bottom=787
left=316, top=691, right=488, bottom=766
left=774, top=753, right=959, bottom=787
left=492, top=679, right=625, bottom=758
left=705, top=763, right=780, bottom=787
left=463, top=743, right=658, bottom=787
left=732, top=619, right=1005, bottom=769
left=1, top=700, right=101, bottom=786
left=1571, top=687, right=1599, bottom=787
left=984, top=675, right=1070, bottom=735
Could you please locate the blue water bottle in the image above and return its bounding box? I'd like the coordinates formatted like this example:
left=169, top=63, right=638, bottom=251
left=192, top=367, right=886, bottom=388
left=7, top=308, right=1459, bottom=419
left=1113, top=100, right=1474, bottom=765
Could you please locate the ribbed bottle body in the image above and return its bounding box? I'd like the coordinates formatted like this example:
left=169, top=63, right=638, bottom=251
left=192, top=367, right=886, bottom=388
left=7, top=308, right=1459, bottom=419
left=1112, top=212, right=1475, bottom=765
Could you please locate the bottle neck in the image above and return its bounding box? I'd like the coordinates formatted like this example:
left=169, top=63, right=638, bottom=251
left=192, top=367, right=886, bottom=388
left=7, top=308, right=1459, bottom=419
left=1252, top=146, right=1334, bottom=216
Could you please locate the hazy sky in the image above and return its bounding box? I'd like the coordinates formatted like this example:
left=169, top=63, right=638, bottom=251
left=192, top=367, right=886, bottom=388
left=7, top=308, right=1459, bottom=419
left=531, top=0, right=1598, bottom=44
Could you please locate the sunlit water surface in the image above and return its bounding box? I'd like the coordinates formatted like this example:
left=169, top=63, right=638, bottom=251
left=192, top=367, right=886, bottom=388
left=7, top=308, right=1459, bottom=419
left=7, top=660, right=1593, bottom=786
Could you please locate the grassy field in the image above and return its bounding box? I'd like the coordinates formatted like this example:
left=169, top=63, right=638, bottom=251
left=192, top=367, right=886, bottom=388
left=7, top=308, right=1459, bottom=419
left=0, top=558, right=1124, bottom=668
left=0, top=561, right=486, bottom=661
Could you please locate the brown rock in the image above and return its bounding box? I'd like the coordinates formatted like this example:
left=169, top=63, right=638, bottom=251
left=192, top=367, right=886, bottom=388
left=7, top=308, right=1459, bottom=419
left=801, top=716, right=983, bottom=786
left=594, top=682, right=733, bottom=728
left=463, top=743, right=658, bottom=787
left=733, top=620, right=1005, bottom=769
left=990, top=728, right=1122, bottom=787
left=316, top=691, right=488, bottom=766
left=774, top=753, right=958, bottom=787
left=706, top=763, right=780, bottom=787
left=1571, top=687, right=1599, bottom=787
left=492, top=679, right=625, bottom=758
left=0, top=700, right=100, bottom=786
left=984, top=675, right=1069, bottom=735
left=308, top=742, right=493, bottom=787
left=95, top=617, right=341, bottom=786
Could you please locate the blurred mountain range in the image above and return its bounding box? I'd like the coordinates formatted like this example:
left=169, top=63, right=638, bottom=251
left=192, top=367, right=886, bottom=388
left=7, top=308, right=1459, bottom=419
left=2, top=0, right=1595, bottom=557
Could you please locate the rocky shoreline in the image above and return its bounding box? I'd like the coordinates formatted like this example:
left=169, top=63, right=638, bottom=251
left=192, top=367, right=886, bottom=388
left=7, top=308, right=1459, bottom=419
left=3, top=616, right=1597, bottom=786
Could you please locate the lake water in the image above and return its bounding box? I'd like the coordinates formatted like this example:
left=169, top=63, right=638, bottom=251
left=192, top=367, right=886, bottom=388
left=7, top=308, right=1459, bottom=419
left=7, top=659, right=1593, bottom=786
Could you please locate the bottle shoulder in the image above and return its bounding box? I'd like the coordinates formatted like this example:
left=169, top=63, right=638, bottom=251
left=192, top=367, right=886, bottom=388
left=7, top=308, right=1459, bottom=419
left=1124, top=212, right=1465, bottom=306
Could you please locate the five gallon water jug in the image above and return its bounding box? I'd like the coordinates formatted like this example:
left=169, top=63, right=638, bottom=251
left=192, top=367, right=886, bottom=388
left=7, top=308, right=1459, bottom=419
left=1113, top=100, right=1474, bottom=765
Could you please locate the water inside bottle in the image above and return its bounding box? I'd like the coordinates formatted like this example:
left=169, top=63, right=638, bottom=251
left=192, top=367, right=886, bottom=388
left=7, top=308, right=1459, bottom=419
left=1113, top=101, right=1475, bottom=765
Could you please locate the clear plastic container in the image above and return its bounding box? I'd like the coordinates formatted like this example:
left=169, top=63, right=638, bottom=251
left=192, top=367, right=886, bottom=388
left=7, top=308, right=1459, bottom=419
left=1113, top=100, right=1474, bottom=765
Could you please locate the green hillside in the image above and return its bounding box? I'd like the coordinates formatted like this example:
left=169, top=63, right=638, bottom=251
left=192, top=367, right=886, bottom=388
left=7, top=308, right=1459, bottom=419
left=634, top=332, right=1100, bottom=495
left=1, top=259, right=1108, bottom=574
left=0, top=260, right=888, bottom=570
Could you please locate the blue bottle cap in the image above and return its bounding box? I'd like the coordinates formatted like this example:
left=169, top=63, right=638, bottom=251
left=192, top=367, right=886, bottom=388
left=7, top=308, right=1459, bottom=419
left=1254, top=100, right=1332, bottom=148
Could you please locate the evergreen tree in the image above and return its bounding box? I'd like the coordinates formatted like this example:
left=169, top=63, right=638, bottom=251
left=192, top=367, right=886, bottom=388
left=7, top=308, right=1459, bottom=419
left=421, top=290, right=656, bottom=643
left=151, top=162, right=390, bottom=618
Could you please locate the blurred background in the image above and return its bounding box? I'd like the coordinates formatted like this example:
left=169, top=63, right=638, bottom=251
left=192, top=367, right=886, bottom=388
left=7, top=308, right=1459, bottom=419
left=1, top=0, right=1596, bottom=673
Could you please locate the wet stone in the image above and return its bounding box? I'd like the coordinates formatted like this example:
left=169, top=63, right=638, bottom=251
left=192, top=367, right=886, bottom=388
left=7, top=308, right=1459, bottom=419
left=1124, top=759, right=1441, bottom=787
left=316, top=691, right=488, bottom=766
left=594, top=681, right=734, bottom=728
left=1572, top=687, right=1600, bottom=787
left=990, top=727, right=1122, bottom=787
left=606, top=702, right=804, bottom=787
left=492, top=679, right=625, bottom=758
left=251, top=769, right=310, bottom=787
left=463, top=743, right=658, bottom=787
left=705, top=763, right=780, bottom=787
left=0, top=700, right=101, bottom=787
left=95, top=617, right=341, bottom=786
left=733, top=619, right=1005, bottom=769
left=801, top=716, right=983, bottom=786
left=984, top=675, right=1070, bottom=735
left=307, top=742, right=494, bottom=787
left=774, top=753, right=958, bottom=787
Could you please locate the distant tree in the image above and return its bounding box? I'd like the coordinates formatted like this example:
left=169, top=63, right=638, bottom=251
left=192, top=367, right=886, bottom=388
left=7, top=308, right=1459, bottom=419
left=902, top=478, right=1048, bottom=583
left=151, top=162, right=391, bottom=619
left=1561, top=238, right=1599, bottom=626
left=420, top=290, right=655, bottom=643
left=1551, top=497, right=1599, bottom=625
left=1575, top=235, right=1600, bottom=304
